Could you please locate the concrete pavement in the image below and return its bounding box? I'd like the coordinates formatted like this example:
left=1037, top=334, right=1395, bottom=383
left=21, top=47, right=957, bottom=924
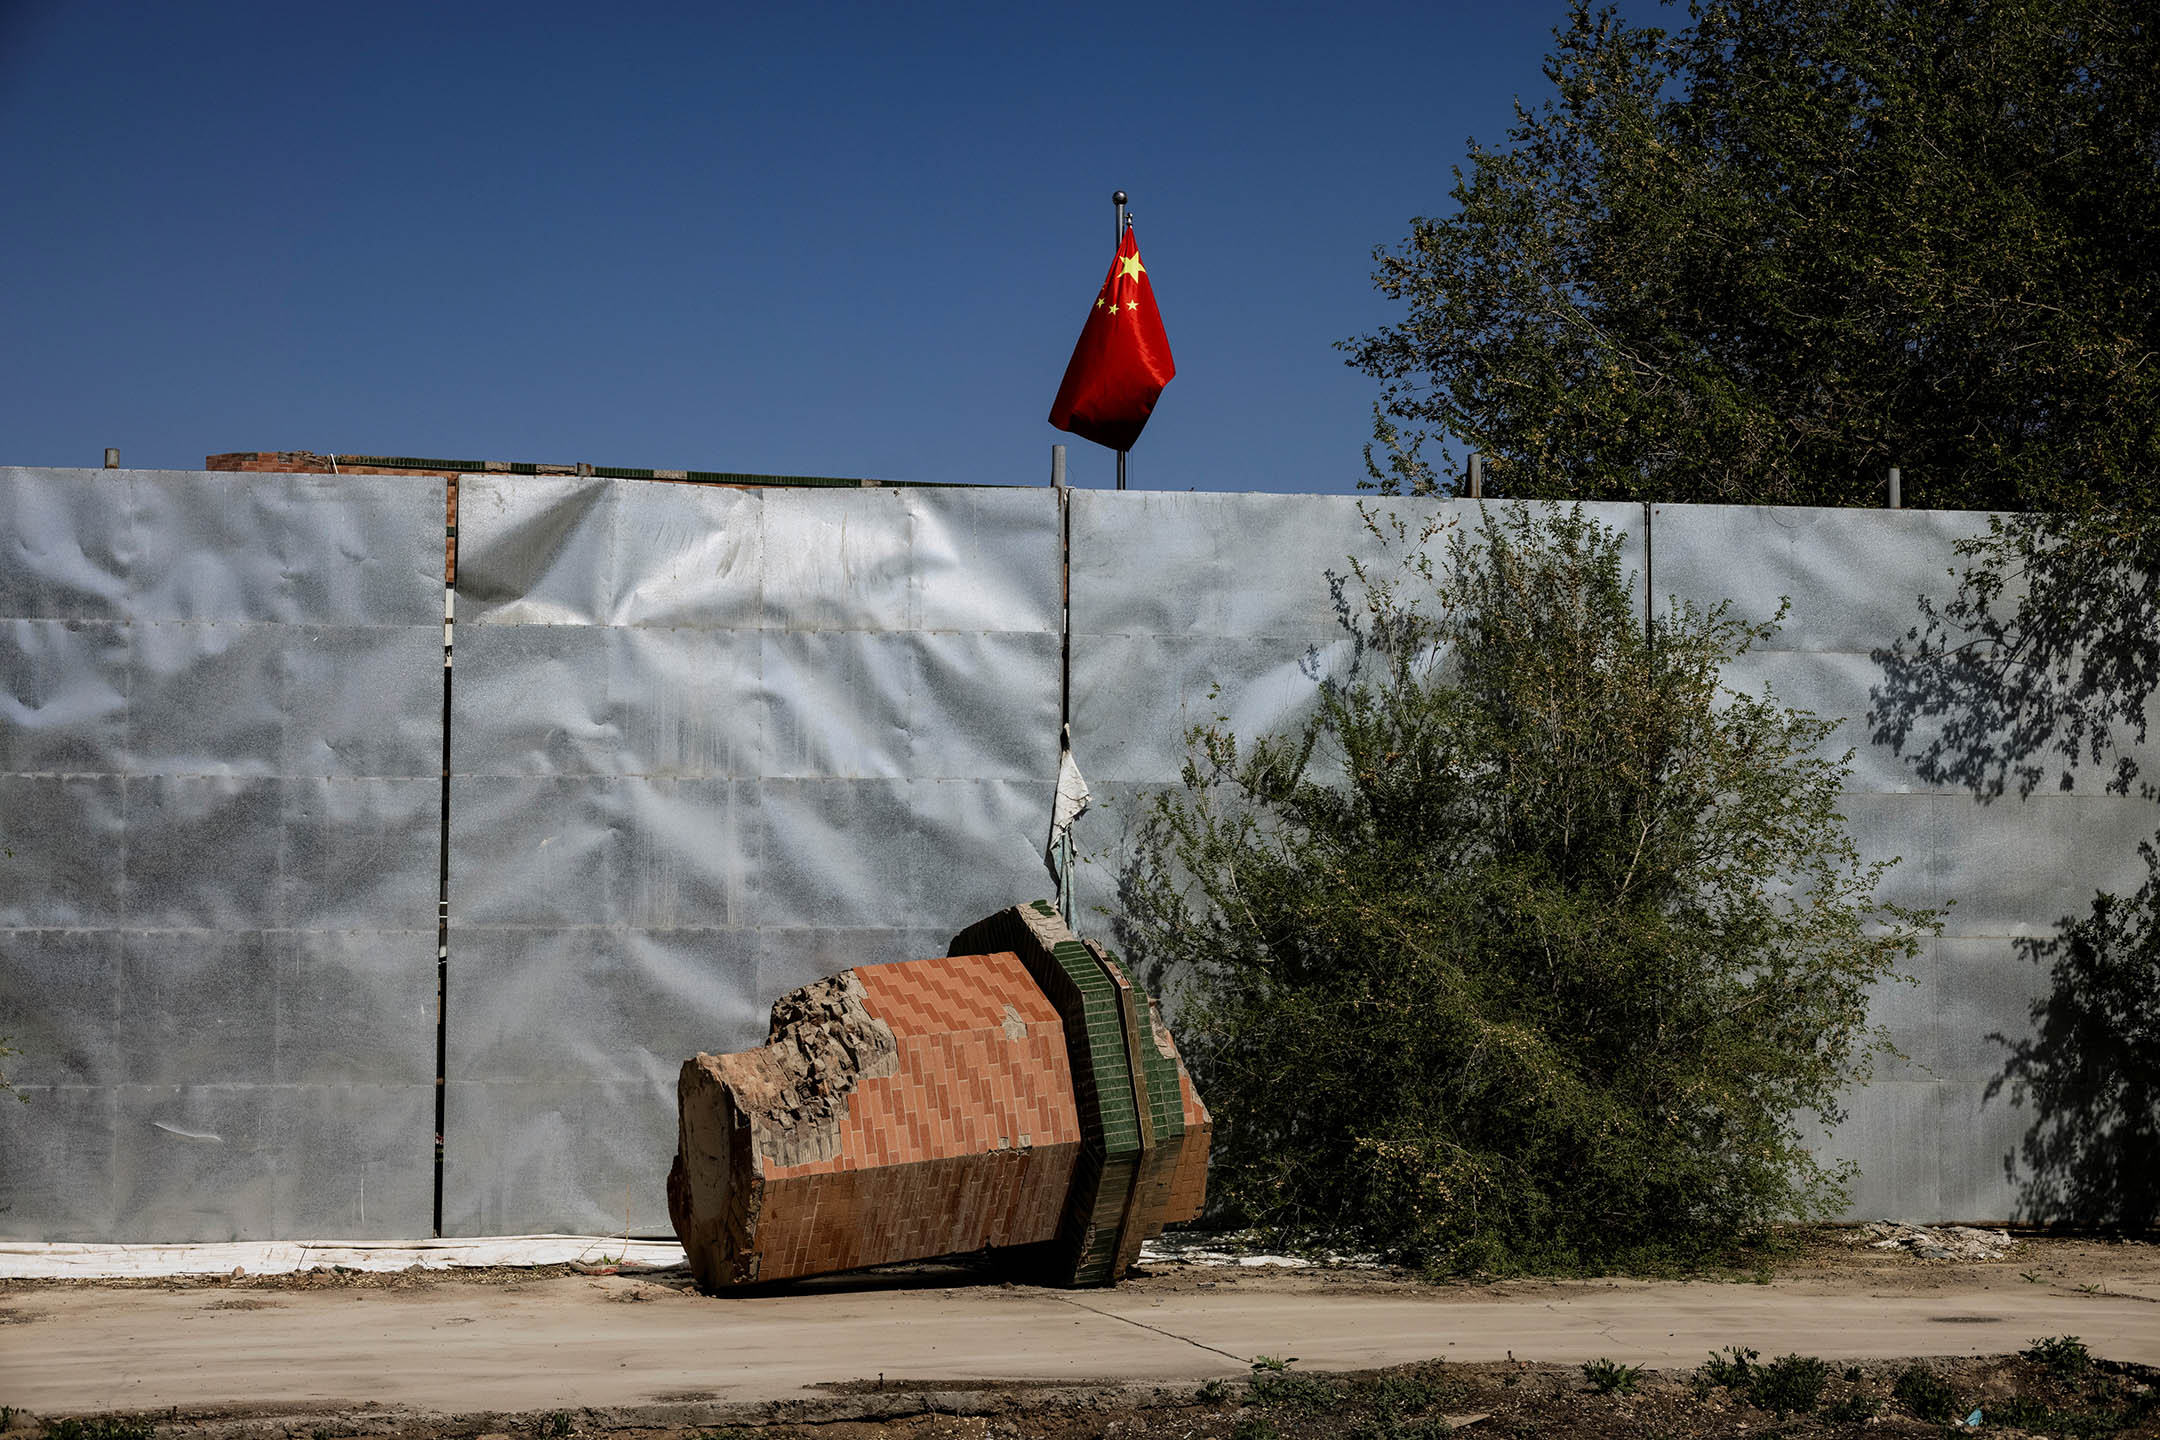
left=4, top=1268, right=2158, bottom=1416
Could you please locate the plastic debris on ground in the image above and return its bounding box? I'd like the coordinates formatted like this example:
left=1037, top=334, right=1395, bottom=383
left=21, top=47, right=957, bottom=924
left=1139, top=1230, right=1387, bottom=1270
left=1845, top=1222, right=2017, bottom=1261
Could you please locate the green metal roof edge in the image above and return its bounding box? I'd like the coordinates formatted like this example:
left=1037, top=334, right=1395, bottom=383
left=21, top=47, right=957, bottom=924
left=342, top=454, right=490, bottom=472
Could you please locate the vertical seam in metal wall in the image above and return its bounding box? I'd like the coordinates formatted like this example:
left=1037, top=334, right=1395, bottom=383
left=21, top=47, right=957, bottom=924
left=433, top=477, right=457, bottom=1237
left=1060, top=487, right=1072, bottom=732
left=1643, top=500, right=1654, bottom=640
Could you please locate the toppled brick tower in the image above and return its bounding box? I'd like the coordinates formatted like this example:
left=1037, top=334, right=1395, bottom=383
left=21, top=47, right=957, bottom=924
left=667, top=902, right=1209, bottom=1290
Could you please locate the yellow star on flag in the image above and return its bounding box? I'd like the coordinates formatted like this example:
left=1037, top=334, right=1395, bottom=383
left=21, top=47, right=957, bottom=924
left=1118, top=253, right=1146, bottom=283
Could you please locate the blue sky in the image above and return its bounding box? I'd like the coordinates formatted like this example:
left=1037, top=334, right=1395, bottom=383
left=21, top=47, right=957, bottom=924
left=0, top=2, right=1572, bottom=492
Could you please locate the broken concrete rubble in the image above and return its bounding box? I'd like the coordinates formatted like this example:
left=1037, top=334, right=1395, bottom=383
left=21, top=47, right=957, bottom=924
left=667, top=902, right=1209, bottom=1291
left=1844, top=1222, right=2018, bottom=1261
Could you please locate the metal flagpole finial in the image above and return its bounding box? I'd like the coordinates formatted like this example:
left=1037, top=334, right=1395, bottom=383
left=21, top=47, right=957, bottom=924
left=1113, top=190, right=1127, bottom=243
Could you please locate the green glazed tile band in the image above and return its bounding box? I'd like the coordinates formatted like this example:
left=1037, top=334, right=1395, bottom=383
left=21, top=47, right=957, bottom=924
left=948, top=902, right=1146, bottom=1285
left=1088, top=940, right=1195, bottom=1276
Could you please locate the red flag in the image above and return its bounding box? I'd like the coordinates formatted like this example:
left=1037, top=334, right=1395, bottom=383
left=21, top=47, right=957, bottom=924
left=1049, top=226, right=1175, bottom=452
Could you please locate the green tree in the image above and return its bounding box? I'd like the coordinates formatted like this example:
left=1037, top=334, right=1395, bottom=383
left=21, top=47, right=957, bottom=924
left=1344, top=0, right=2160, bottom=512
left=1125, top=505, right=1938, bottom=1270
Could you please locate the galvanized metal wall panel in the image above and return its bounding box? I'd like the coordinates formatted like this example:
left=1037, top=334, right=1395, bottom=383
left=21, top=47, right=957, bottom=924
left=0, top=467, right=443, bottom=1240
left=1065, top=492, right=1646, bottom=943
left=8, top=470, right=2142, bottom=1236
left=444, top=477, right=1061, bottom=1235
left=1649, top=503, right=2157, bottom=1221
left=1069, top=494, right=2151, bottom=1224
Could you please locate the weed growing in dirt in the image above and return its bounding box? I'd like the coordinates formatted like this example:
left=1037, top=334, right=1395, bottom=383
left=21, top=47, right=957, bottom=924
left=1342, top=1366, right=1470, bottom=1440
left=1230, top=1417, right=1279, bottom=1440
left=1821, top=1390, right=1880, bottom=1424
left=1251, top=1370, right=1346, bottom=1414
left=1892, top=1365, right=1959, bottom=1422
left=1350, top=1419, right=1459, bottom=1440
left=1197, top=1379, right=1233, bottom=1405
left=45, top=1420, right=156, bottom=1440
left=1360, top=1367, right=1459, bottom=1421
left=1746, top=1354, right=1829, bottom=1414
left=2023, top=1334, right=2093, bottom=1382
left=1700, top=1346, right=1761, bottom=1389
left=1581, top=1359, right=1644, bottom=1395
left=1993, top=1381, right=2160, bottom=1440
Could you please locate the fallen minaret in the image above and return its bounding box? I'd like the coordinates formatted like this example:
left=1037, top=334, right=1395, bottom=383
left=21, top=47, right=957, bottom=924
left=667, top=901, right=1209, bottom=1290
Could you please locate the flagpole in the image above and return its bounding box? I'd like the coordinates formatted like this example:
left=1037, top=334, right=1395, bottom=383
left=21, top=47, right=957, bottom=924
left=1113, top=189, right=1128, bottom=491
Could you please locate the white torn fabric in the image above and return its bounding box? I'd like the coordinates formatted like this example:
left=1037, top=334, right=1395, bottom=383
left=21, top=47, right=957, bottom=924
left=1138, top=1233, right=1385, bottom=1270
left=0, top=1235, right=687, bottom=1279
left=1046, top=727, right=1092, bottom=869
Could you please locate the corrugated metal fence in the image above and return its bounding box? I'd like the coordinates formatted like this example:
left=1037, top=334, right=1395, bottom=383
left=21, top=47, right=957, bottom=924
left=2, top=467, right=2149, bottom=1237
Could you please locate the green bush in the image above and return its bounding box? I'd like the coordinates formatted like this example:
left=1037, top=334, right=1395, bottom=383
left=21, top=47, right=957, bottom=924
left=1992, top=1390, right=2157, bottom=1440
left=1126, top=505, right=1937, bottom=1271
left=1746, top=1354, right=1829, bottom=1414
left=2024, top=1335, right=2094, bottom=1383
left=1699, top=1346, right=1761, bottom=1390
left=44, top=1421, right=157, bottom=1440
left=1581, top=1359, right=1643, bottom=1396
left=1361, top=1369, right=1457, bottom=1420
left=1821, top=1391, right=1879, bottom=1425
left=1893, top=1366, right=1959, bottom=1423
left=1249, top=1370, right=1344, bottom=1413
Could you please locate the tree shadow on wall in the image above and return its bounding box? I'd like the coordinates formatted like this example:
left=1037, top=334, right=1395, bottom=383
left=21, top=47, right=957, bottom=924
left=1871, top=513, right=2160, bottom=1228
left=1986, top=842, right=2160, bottom=1230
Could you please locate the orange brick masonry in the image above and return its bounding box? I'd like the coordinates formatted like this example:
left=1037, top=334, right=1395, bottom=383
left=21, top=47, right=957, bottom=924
left=668, top=906, right=1208, bottom=1290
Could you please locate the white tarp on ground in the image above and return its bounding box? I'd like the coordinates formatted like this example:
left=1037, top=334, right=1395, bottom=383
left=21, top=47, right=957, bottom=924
left=0, top=1234, right=689, bottom=1279
left=0, top=1235, right=1331, bottom=1278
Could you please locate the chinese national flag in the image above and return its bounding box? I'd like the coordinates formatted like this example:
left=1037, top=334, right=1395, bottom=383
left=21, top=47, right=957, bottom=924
left=1048, top=226, right=1175, bottom=452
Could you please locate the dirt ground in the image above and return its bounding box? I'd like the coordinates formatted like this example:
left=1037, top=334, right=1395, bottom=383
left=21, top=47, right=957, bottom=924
left=3, top=1230, right=2158, bottom=1440
left=6, top=1353, right=2157, bottom=1440
left=661, top=1351, right=2157, bottom=1440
